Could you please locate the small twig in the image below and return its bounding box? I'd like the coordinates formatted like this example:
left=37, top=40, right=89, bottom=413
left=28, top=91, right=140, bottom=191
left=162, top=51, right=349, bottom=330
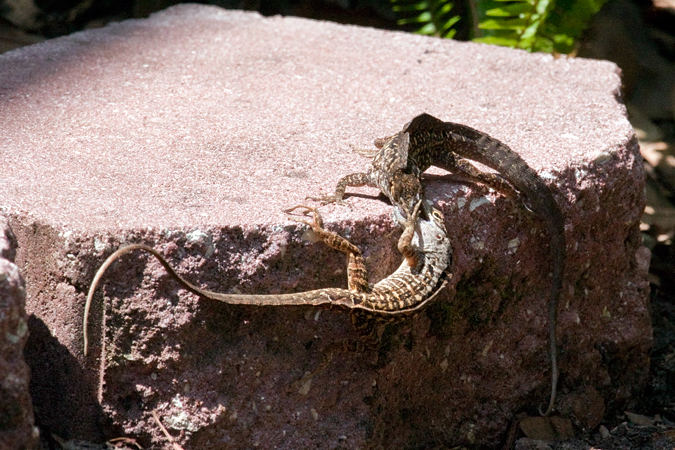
left=108, top=436, right=143, bottom=449
left=151, top=410, right=185, bottom=450
left=501, top=417, right=520, bottom=450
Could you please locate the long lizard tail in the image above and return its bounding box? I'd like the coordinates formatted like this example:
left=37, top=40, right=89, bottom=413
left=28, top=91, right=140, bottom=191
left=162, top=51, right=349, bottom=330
left=83, top=244, right=352, bottom=356
left=405, top=113, right=565, bottom=415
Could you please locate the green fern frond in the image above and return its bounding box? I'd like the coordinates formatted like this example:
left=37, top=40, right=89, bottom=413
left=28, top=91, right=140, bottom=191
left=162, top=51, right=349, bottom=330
left=542, top=0, right=608, bottom=53
left=473, top=0, right=555, bottom=51
left=391, top=0, right=461, bottom=38
left=474, top=0, right=608, bottom=52
left=389, top=0, right=608, bottom=54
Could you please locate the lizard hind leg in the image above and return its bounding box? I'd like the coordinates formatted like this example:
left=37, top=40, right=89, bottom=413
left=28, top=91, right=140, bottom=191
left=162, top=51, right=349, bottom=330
left=438, top=153, right=519, bottom=199
left=285, top=205, right=369, bottom=293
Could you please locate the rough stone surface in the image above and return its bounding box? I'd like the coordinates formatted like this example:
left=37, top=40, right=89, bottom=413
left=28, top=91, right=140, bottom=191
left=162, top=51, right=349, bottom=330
left=0, top=216, right=38, bottom=450
left=0, top=4, right=650, bottom=449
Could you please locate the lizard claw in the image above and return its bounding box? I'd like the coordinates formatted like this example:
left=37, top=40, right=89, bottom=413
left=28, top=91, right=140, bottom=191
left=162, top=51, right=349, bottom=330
left=285, top=204, right=323, bottom=229
left=349, top=143, right=378, bottom=158
left=403, top=199, right=423, bottom=227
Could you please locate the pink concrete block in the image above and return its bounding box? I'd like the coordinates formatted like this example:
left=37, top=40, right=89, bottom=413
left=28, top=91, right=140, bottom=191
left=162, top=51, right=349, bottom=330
left=0, top=4, right=649, bottom=448
left=0, top=217, right=38, bottom=450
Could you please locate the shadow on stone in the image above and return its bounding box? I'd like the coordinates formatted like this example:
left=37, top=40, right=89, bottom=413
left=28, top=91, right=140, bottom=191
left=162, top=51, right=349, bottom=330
left=23, top=315, right=106, bottom=442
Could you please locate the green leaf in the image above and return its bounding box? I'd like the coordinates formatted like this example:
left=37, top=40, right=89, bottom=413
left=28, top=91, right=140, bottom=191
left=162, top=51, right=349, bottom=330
left=473, top=35, right=520, bottom=47
left=390, top=0, right=461, bottom=39
left=486, top=3, right=536, bottom=16
left=479, top=17, right=529, bottom=30
left=550, top=32, right=574, bottom=46
left=441, top=15, right=461, bottom=29
left=532, top=36, right=555, bottom=52
left=390, top=0, right=607, bottom=54
left=418, top=22, right=439, bottom=33
left=397, top=11, right=433, bottom=25
left=535, top=0, right=552, bottom=15
left=444, top=28, right=458, bottom=38
left=520, top=16, right=544, bottom=39
left=392, top=2, right=431, bottom=13
left=437, top=2, right=454, bottom=12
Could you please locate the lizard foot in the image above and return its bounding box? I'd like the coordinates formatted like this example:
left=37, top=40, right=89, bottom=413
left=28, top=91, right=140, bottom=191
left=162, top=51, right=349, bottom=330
left=349, top=143, right=378, bottom=158
left=398, top=199, right=424, bottom=267
left=284, top=204, right=324, bottom=230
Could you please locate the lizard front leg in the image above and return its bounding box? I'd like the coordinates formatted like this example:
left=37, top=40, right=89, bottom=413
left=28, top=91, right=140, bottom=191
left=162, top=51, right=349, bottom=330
left=307, top=172, right=374, bottom=205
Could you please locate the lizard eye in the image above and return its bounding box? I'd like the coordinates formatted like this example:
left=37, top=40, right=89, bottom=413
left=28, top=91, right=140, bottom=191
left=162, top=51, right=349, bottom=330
left=431, top=210, right=444, bottom=221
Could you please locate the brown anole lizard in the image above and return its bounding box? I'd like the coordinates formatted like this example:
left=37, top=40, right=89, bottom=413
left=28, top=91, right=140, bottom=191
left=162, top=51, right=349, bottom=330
left=83, top=203, right=452, bottom=358
left=312, top=113, right=566, bottom=416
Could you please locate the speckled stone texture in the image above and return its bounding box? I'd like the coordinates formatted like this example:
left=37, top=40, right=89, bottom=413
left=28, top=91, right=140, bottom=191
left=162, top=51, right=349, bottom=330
left=0, top=4, right=650, bottom=449
left=0, top=216, right=38, bottom=450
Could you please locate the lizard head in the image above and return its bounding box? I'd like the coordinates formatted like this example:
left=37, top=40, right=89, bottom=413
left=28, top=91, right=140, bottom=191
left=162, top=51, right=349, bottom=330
left=390, top=170, right=424, bottom=219
left=416, top=205, right=449, bottom=255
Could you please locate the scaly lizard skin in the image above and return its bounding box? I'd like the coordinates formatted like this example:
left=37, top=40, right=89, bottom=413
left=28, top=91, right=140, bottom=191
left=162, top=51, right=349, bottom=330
left=313, top=113, right=566, bottom=415
left=310, top=131, right=426, bottom=266
left=83, top=203, right=452, bottom=357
